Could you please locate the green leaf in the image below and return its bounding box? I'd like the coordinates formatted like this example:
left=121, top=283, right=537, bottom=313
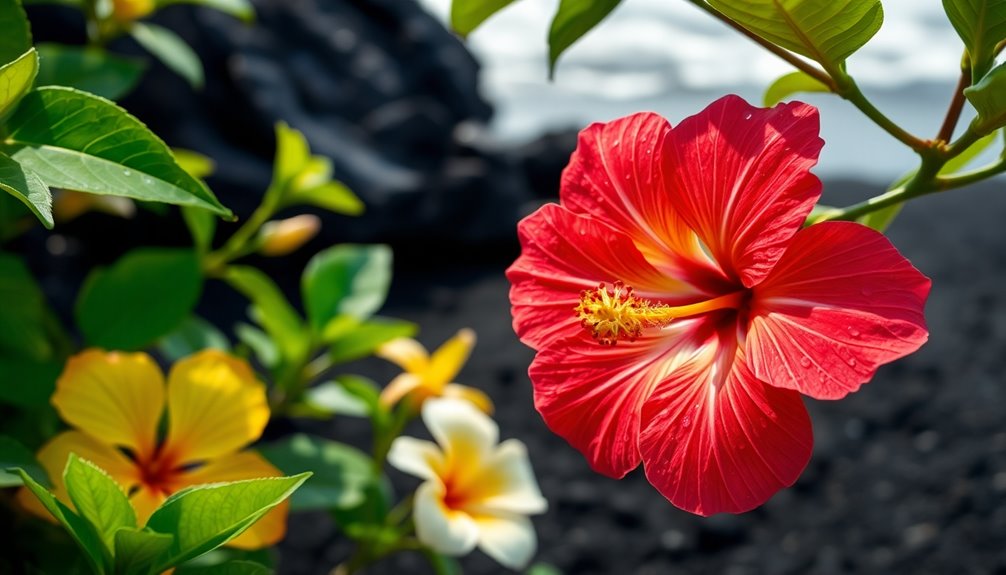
left=708, top=0, right=883, bottom=73
left=12, top=467, right=109, bottom=575
left=259, top=435, right=373, bottom=511
left=0, top=357, right=59, bottom=407
left=326, top=316, right=417, bottom=364
left=450, top=0, right=518, bottom=37
left=0, top=0, right=31, bottom=67
left=302, top=244, right=393, bottom=333
left=548, top=0, right=622, bottom=76
left=941, top=129, right=1000, bottom=174
left=234, top=322, right=280, bottom=369
left=35, top=44, right=146, bottom=101
left=288, top=180, right=364, bottom=216
left=965, top=62, right=1006, bottom=134
left=942, top=0, right=1006, bottom=82
left=1, top=87, right=231, bottom=217
left=113, top=529, right=174, bottom=575
left=158, top=316, right=230, bottom=361
left=763, top=70, right=831, bottom=106
left=0, top=48, right=38, bottom=119
left=173, top=148, right=216, bottom=180
left=159, top=0, right=255, bottom=22
left=224, top=266, right=309, bottom=363
left=175, top=561, right=272, bottom=575
left=145, top=474, right=310, bottom=570
left=856, top=203, right=903, bottom=232
left=0, top=251, right=54, bottom=360
left=301, top=379, right=372, bottom=418
left=131, top=23, right=205, bottom=89
left=64, top=455, right=137, bottom=553
left=0, top=435, right=47, bottom=486
left=0, top=151, right=53, bottom=229
left=76, top=248, right=203, bottom=350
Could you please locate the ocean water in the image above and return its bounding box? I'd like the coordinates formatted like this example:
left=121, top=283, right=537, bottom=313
left=417, top=0, right=997, bottom=182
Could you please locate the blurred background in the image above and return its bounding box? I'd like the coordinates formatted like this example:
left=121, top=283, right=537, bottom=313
left=20, top=0, right=1006, bottom=573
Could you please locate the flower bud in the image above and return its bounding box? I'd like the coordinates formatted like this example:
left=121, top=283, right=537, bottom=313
left=257, top=214, right=321, bottom=256
left=111, top=0, right=155, bottom=22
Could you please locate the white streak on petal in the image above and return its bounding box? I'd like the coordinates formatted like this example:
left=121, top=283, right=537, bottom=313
left=423, top=398, right=499, bottom=460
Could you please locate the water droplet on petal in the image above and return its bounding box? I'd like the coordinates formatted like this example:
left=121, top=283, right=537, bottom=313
left=847, top=358, right=857, bottom=367
left=799, top=357, right=811, bottom=368
left=681, top=415, right=691, bottom=428
left=848, top=327, right=861, bottom=338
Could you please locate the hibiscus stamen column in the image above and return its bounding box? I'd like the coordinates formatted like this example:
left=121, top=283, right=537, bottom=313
left=576, top=281, right=745, bottom=345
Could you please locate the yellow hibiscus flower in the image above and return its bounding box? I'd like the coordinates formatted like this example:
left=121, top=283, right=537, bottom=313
left=20, top=349, right=286, bottom=549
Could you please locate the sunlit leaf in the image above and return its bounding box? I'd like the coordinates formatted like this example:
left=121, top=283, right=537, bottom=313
left=942, top=0, right=1006, bottom=82
left=0, top=48, right=38, bottom=119
left=709, top=0, right=883, bottom=74
left=965, top=62, right=1006, bottom=134
left=146, top=474, right=310, bottom=570
left=224, top=266, right=309, bottom=364
left=114, top=529, right=173, bottom=575
left=64, top=455, right=137, bottom=553
left=1, top=87, right=231, bottom=217
left=326, top=316, right=417, bottom=364
left=450, top=0, right=518, bottom=37
left=548, top=0, right=622, bottom=76
left=0, top=152, right=52, bottom=229
left=763, top=70, right=830, bottom=106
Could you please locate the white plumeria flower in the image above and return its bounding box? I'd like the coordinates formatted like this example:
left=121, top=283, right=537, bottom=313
left=388, top=398, right=548, bottom=570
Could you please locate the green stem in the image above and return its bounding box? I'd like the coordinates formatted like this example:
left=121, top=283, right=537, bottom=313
left=834, top=75, right=929, bottom=153
left=683, top=0, right=834, bottom=89
left=937, top=61, right=971, bottom=143
left=203, top=197, right=279, bottom=273
left=817, top=156, right=1006, bottom=222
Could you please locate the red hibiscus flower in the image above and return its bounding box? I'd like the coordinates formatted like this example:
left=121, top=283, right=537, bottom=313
left=506, top=95, right=930, bottom=516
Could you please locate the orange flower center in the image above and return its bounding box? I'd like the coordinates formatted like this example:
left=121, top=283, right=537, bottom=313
left=576, top=281, right=746, bottom=345
left=132, top=448, right=185, bottom=496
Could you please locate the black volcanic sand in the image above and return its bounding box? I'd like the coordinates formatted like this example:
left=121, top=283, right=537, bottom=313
left=273, top=178, right=1006, bottom=575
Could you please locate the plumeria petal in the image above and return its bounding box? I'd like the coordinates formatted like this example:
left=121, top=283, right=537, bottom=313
left=376, top=337, right=429, bottom=373
left=426, top=329, right=476, bottom=389
left=469, top=439, right=548, bottom=516
left=179, top=451, right=288, bottom=549
left=388, top=437, right=446, bottom=482
left=507, top=203, right=683, bottom=350
left=472, top=512, right=538, bottom=570
left=424, top=398, right=499, bottom=465
left=51, top=350, right=165, bottom=457
left=560, top=112, right=726, bottom=287
left=747, top=221, right=931, bottom=399
left=414, top=481, right=480, bottom=556
left=668, top=96, right=823, bottom=287
left=379, top=373, right=424, bottom=408
left=529, top=320, right=707, bottom=478
left=163, top=350, right=269, bottom=465
left=639, top=336, right=812, bottom=516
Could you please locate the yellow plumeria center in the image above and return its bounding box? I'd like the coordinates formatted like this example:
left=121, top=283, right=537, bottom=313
left=575, top=281, right=746, bottom=345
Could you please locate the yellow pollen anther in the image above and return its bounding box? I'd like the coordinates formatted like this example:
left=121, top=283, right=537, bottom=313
left=575, top=281, right=746, bottom=345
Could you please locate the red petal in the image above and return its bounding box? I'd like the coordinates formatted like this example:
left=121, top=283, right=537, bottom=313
left=506, top=203, right=685, bottom=351
left=668, top=95, right=823, bottom=287
left=529, top=319, right=709, bottom=479
left=561, top=112, right=729, bottom=289
left=747, top=221, right=931, bottom=400
left=639, top=335, right=812, bottom=516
